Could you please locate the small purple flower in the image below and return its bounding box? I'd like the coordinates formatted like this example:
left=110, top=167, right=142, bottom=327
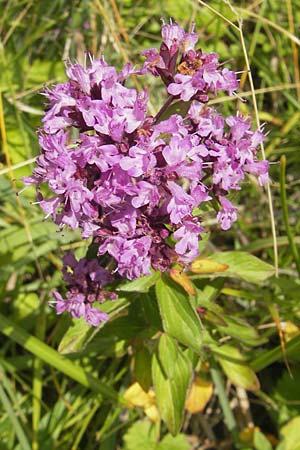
left=161, top=22, right=185, bottom=51
left=142, top=48, right=166, bottom=76
left=174, top=220, right=204, bottom=263
left=217, top=197, right=238, bottom=230
left=119, top=145, right=156, bottom=177
left=66, top=63, right=91, bottom=94
left=167, top=181, right=195, bottom=224
left=182, top=25, right=198, bottom=54
left=244, top=160, right=270, bottom=186
left=168, top=73, right=199, bottom=101
left=99, top=236, right=152, bottom=280
left=131, top=181, right=160, bottom=209
left=109, top=205, right=137, bottom=235
left=162, top=135, right=189, bottom=166
left=51, top=254, right=113, bottom=326
left=85, top=305, right=109, bottom=326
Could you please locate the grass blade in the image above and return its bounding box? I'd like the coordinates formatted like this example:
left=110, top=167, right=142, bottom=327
left=0, top=313, right=124, bottom=404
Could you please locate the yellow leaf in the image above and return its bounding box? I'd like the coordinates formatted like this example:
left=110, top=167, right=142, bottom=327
left=284, top=321, right=300, bottom=341
left=185, top=376, right=213, bottom=414
left=189, top=258, right=228, bottom=274
left=239, top=426, right=260, bottom=444
left=124, top=382, right=155, bottom=408
left=124, top=383, right=159, bottom=423
left=169, top=267, right=196, bottom=295
left=144, top=404, right=160, bottom=422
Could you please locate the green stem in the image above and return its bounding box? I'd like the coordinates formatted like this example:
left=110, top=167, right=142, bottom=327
left=280, top=155, right=300, bottom=276
left=210, top=360, right=238, bottom=438
left=0, top=313, right=124, bottom=405
left=32, top=303, right=46, bottom=450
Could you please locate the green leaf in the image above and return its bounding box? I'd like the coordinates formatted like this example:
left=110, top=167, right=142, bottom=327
left=157, top=100, right=192, bottom=122
left=134, top=346, right=152, bottom=392
left=152, top=340, right=192, bottom=435
left=158, top=334, right=178, bottom=379
left=277, top=417, right=300, bottom=450
left=123, top=420, right=157, bottom=450
left=254, top=430, right=273, bottom=450
left=58, top=318, right=93, bottom=355
left=11, top=293, right=39, bottom=322
left=123, top=420, right=189, bottom=450
left=274, top=369, right=300, bottom=413
left=99, top=295, right=160, bottom=340
left=214, top=345, right=260, bottom=391
left=196, top=279, right=225, bottom=304
left=156, top=277, right=204, bottom=352
left=159, top=433, right=190, bottom=450
left=58, top=297, right=130, bottom=354
left=251, top=335, right=300, bottom=372
left=217, top=316, right=267, bottom=347
left=207, top=252, right=275, bottom=283
left=117, top=271, right=161, bottom=293
left=101, top=315, right=157, bottom=339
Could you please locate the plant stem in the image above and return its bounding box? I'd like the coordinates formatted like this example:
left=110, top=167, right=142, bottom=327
left=280, top=155, right=300, bottom=276
left=210, top=360, right=238, bottom=438
left=154, top=95, right=175, bottom=122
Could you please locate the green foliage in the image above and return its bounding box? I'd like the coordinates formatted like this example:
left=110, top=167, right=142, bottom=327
left=253, top=430, right=273, bottom=450
left=156, top=277, right=204, bottom=352
left=277, top=417, right=300, bottom=450
left=123, top=420, right=190, bottom=450
left=152, top=336, right=192, bottom=435
left=206, top=251, right=275, bottom=283
left=215, top=344, right=260, bottom=391
left=134, top=345, right=152, bottom=392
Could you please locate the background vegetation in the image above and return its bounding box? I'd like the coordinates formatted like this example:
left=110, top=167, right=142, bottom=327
left=0, top=1, right=300, bottom=449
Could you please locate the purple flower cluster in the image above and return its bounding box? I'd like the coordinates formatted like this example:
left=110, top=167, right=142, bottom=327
left=52, top=253, right=116, bottom=326
left=25, top=20, right=269, bottom=325
left=143, top=22, right=238, bottom=101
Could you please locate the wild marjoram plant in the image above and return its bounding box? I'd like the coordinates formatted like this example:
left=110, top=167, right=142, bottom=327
left=23, top=20, right=273, bottom=438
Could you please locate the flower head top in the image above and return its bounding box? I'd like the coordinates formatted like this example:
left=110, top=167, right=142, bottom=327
left=143, top=20, right=238, bottom=102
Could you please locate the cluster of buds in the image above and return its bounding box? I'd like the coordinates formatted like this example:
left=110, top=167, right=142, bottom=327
left=24, top=21, right=269, bottom=325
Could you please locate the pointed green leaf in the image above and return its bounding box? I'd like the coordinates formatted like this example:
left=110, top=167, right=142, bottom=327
left=134, top=346, right=152, bottom=392
left=58, top=318, right=92, bottom=354
left=117, top=271, right=161, bottom=293
left=251, top=335, right=300, bottom=372
left=58, top=297, right=130, bottom=354
left=217, top=316, right=267, bottom=347
left=215, top=345, right=260, bottom=391
left=278, top=417, right=300, bottom=450
left=152, top=343, right=192, bottom=435
left=207, top=252, right=275, bottom=283
left=156, top=277, right=203, bottom=352
left=158, top=334, right=178, bottom=379
left=253, top=430, right=273, bottom=450
left=157, top=100, right=192, bottom=122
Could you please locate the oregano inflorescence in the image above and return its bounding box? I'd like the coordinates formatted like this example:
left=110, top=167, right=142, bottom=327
left=24, top=20, right=269, bottom=325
